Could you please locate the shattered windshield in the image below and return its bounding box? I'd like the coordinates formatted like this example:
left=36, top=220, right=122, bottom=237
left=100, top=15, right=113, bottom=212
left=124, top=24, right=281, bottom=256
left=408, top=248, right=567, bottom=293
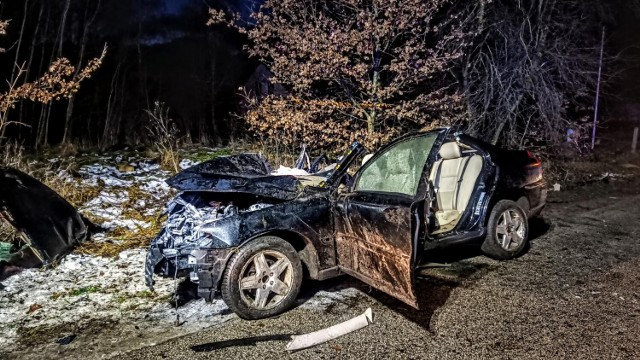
left=355, top=134, right=437, bottom=196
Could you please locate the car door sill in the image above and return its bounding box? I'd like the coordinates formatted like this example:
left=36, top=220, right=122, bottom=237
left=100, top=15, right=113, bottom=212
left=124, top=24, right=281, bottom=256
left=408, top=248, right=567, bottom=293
left=426, top=229, right=485, bottom=250
left=315, top=266, right=343, bottom=281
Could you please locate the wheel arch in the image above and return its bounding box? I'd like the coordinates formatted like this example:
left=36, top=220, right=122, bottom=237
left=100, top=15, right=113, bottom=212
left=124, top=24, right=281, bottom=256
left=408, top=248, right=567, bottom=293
left=485, top=189, right=530, bottom=225
left=240, top=230, right=322, bottom=280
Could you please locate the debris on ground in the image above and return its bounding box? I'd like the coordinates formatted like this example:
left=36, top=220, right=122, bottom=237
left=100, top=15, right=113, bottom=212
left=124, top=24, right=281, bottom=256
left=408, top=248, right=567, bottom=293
left=55, top=334, right=76, bottom=346
left=0, top=167, right=91, bottom=277
left=286, top=308, right=374, bottom=352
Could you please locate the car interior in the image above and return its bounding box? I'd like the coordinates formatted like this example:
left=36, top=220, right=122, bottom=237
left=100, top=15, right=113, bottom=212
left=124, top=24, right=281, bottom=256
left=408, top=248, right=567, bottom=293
left=429, top=141, right=484, bottom=234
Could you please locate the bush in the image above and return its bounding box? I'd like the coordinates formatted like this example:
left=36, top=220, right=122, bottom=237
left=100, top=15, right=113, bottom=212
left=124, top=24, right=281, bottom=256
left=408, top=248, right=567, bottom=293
left=145, top=101, right=180, bottom=173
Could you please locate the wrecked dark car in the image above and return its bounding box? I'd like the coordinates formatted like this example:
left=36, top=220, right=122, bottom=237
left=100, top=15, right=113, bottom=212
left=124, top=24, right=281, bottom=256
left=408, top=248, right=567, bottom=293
left=146, top=129, right=546, bottom=319
left=0, top=167, right=90, bottom=279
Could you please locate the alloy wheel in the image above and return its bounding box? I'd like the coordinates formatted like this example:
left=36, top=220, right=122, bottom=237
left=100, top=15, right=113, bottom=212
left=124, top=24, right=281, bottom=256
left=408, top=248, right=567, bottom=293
left=238, top=250, right=294, bottom=310
left=495, top=209, right=526, bottom=251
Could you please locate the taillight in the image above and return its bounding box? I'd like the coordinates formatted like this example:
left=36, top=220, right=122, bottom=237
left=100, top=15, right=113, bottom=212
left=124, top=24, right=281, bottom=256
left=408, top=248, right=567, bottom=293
left=527, top=150, right=542, bottom=167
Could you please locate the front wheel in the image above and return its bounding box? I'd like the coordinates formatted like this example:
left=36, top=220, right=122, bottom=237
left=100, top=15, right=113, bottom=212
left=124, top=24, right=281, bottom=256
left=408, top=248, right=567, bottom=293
left=221, top=236, right=303, bottom=320
left=481, top=200, right=529, bottom=260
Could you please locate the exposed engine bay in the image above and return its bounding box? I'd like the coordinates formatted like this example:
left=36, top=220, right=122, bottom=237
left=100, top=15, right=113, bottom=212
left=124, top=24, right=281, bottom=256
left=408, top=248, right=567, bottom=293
left=153, top=193, right=275, bottom=251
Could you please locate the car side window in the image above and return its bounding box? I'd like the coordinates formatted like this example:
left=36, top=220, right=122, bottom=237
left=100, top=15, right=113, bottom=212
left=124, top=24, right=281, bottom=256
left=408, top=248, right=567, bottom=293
left=355, top=134, right=438, bottom=196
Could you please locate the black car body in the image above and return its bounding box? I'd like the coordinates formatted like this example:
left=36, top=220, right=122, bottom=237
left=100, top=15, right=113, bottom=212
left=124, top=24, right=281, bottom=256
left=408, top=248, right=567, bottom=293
left=145, top=129, right=545, bottom=316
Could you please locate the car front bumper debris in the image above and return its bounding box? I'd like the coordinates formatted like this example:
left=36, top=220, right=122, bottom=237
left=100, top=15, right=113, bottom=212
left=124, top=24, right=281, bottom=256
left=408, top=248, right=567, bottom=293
left=145, top=246, right=235, bottom=301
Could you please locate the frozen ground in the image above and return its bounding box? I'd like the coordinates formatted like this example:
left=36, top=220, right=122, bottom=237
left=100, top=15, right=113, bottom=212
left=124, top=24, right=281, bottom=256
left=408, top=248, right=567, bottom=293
left=0, top=151, right=359, bottom=359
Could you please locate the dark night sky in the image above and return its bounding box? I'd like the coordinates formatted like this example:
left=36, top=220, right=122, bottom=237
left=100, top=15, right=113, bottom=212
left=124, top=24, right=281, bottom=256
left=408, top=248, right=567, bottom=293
left=162, top=0, right=259, bottom=18
left=163, top=0, right=190, bottom=14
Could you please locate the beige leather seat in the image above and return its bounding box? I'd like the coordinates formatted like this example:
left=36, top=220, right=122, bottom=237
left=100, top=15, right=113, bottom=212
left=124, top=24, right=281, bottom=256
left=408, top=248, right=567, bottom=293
left=429, top=142, right=483, bottom=232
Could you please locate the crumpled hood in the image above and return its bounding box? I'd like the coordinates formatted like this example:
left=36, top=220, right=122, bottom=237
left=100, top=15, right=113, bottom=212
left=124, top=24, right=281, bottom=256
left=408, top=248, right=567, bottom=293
left=166, top=154, right=303, bottom=201
left=0, top=167, right=89, bottom=263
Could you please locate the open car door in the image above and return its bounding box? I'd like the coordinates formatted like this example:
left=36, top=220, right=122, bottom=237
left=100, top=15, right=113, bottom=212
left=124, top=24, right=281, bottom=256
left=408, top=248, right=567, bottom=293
left=334, top=131, right=446, bottom=307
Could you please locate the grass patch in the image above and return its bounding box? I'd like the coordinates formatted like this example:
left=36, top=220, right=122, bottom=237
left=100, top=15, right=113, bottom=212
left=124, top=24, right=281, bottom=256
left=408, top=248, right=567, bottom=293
left=45, top=179, right=104, bottom=208
left=70, top=286, right=101, bottom=296
left=77, top=217, right=164, bottom=258
left=51, top=286, right=102, bottom=300
left=76, top=183, right=170, bottom=257
left=182, top=148, right=234, bottom=163
left=114, top=290, right=166, bottom=304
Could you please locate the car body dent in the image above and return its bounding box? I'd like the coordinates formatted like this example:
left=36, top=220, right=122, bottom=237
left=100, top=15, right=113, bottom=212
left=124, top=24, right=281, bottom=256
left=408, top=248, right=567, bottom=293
left=145, top=188, right=337, bottom=292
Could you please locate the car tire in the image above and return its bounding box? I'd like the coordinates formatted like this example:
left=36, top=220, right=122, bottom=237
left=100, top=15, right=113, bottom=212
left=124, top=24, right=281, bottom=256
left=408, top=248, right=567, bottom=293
left=221, top=236, right=303, bottom=320
left=481, top=200, right=530, bottom=260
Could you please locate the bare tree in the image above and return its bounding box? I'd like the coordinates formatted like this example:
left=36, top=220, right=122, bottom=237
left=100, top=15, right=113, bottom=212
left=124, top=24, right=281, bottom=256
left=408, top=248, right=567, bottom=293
left=459, top=0, right=627, bottom=149
left=145, top=101, right=180, bottom=173
left=0, top=8, right=106, bottom=146
left=62, top=0, right=103, bottom=143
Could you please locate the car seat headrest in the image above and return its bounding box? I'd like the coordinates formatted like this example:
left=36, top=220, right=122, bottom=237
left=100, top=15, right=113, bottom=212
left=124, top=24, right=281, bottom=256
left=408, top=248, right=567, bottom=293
left=439, top=142, right=461, bottom=160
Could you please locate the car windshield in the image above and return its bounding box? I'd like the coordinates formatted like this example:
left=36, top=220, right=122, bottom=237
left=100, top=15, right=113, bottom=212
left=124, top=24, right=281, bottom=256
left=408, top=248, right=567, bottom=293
left=355, top=134, right=438, bottom=196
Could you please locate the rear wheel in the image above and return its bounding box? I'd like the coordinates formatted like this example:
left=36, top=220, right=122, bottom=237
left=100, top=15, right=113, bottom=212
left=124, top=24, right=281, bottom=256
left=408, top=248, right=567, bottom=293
left=221, top=236, right=303, bottom=320
left=481, top=200, right=529, bottom=260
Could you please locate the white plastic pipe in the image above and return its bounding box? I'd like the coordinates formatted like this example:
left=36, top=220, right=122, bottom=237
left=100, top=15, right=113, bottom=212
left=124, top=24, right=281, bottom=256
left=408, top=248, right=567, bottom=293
left=285, top=308, right=374, bottom=352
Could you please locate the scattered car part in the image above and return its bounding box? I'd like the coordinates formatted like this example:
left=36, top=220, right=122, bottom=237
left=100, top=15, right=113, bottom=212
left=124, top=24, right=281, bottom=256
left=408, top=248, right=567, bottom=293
left=285, top=308, right=374, bottom=352
left=0, top=168, right=90, bottom=276
left=320, top=141, right=366, bottom=188
left=295, top=144, right=310, bottom=170
left=56, top=334, right=77, bottom=346
left=147, top=129, right=547, bottom=319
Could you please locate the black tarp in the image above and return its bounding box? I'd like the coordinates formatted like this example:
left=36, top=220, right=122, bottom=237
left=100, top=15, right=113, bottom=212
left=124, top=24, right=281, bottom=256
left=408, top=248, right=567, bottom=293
left=0, top=167, right=89, bottom=268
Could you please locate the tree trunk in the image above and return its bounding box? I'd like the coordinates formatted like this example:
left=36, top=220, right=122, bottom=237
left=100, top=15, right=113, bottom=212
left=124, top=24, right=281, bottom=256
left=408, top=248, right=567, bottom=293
left=11, top=0, right=31, bottom=126
left=34, top=2, right=52, bottom=149
left=104, top=60, right=123, bottom=147
left=40, top=0, right=71, bottom=146
left=22, top=0, right=44, bottom=133
left=57, top=0, right=72, bottom=56
left=368, top=69, right=380, bottom=134
left=63, top=0, right=102, bottom=144
left=210, top=47, right=219, bottom=144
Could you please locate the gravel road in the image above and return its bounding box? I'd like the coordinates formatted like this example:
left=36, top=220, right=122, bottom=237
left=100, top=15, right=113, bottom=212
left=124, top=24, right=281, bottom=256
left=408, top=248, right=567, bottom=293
left=116, top=179, right=640, bottom=360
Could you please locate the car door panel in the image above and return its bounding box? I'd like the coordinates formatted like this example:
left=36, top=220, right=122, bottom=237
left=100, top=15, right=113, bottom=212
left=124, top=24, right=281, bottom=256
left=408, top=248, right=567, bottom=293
left=335, top=193, right=418, bottom=307
left=332, top=130, right=449, bottom=308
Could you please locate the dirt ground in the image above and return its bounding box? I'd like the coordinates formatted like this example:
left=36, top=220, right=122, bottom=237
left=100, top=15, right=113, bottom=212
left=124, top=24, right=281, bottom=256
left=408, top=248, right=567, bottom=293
left=4, top=168, right=640, bottom=359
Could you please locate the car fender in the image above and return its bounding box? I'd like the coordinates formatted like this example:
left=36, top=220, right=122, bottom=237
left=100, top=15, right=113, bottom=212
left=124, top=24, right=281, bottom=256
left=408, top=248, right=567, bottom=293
left=238, top=229, right=322, bottom=279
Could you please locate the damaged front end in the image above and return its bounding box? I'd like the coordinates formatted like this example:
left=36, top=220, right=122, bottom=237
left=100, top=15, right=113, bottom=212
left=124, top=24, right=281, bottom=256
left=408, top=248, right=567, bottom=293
left=145, top=193, right=275, bottom=300
left=145, top=154, right=301, bottom=301
left=145, top=147, right=364, bottom=302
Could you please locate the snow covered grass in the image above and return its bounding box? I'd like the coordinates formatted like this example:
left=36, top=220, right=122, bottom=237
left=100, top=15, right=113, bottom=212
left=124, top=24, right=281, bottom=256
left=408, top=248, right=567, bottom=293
left=0, top=249, right=234, bottom=352
left=0, top=150, right=197, bottom=350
